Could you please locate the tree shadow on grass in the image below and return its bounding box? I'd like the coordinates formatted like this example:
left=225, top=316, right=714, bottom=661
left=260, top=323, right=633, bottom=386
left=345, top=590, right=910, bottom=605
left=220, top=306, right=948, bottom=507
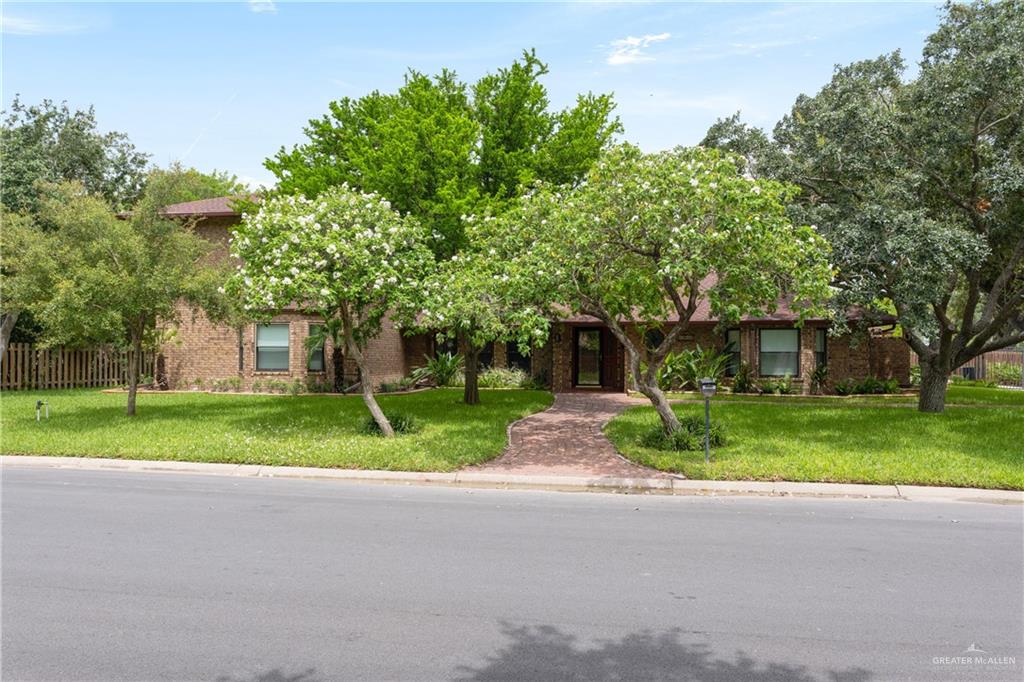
left=454, top=623, right=873, bottom=682
left=214, top=668, right=320, bottom=682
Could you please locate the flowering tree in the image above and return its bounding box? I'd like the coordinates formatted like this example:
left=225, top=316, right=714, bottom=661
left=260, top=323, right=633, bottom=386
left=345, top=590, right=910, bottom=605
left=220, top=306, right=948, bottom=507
left=228, top=186, right=433, bottom=437
left=418, top=241, right=549, bottom=404
left=509, top=145, right=833, bottom=434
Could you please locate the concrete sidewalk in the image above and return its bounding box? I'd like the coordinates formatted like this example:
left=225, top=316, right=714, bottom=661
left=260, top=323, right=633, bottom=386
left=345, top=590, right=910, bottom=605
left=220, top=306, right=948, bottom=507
left=3, top=455, right=1021, bottom=505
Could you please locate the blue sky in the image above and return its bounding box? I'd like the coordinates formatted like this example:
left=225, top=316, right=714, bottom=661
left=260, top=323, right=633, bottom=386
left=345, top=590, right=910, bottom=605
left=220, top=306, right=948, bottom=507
left=2, top=1, right=942, bottom=188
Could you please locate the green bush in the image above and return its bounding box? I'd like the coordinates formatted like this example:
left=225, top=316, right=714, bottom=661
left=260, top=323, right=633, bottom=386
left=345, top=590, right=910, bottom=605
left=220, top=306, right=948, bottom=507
left=211, top=377, right=242, bottom=393
left=657, top=345, right=731, bottom=391
left=810, top=365, right=829, bottom=394
left=304, top=376, right=331, bottom=393
left=411, top=352, right=464, bottom=387
left=478, top=367, right=528, bottom=388
left=378, top=381, right=401, bottom=393
left=989, top=362, right=1022, bottom=386
left=758, top=374, right=796, bottom=395
left=834, top=376, right=901, bottom=395
left=640, top=415, right=726, bottom=451
left=834, top=378, right=856, bottom=396
left=731, top=361, right=756, bottom=394
left=287, top=379, right=305, bottom=396
left=361, top=411, right=421, bottom=436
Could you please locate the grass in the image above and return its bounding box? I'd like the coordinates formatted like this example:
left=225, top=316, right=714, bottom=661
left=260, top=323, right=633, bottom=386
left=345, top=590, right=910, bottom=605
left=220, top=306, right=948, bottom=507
left=606, top=394, right=1024, bottom=490
left=666, top=384, right=1024, bottom=407
left=1, top=388, right=553, bottom=472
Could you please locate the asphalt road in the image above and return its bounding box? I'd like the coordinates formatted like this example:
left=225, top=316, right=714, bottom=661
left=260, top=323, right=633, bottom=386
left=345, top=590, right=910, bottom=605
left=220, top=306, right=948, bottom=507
left=2, top=468, right=1022, bottom=682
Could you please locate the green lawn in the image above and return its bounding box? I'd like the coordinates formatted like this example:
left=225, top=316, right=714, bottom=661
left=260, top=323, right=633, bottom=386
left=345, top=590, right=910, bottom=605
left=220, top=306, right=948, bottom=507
left=667, top=384, right=1024, bottom=407
left=1, top=388, right=553, bottom=472
left=606, top=395, right=1024, bottom=490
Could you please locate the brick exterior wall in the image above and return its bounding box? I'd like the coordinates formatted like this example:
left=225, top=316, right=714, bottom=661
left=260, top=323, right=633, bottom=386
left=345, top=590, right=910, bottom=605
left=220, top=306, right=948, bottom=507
left=159, top=215, right=429, bottom=391
left=540, top=320, right=910, bottom=394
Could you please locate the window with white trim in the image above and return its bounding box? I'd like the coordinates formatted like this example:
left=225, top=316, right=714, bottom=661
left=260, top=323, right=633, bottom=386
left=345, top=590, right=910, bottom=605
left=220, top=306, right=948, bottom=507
left=759, top=328, right=799, bottom=377
left=256, top=324, right=289, bottom=371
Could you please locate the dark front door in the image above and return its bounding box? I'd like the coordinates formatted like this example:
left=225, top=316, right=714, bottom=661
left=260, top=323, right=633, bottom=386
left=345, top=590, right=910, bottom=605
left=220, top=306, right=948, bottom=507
left=574, top=327, right=603, bottom=387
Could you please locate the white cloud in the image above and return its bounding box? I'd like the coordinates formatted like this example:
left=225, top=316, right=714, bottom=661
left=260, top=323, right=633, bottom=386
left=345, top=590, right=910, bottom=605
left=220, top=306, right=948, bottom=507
left=248, top=0, right=277, bottom=14
left=606, top=32, right=671, bottom=66
left=0, top=14, right=88, bottom=35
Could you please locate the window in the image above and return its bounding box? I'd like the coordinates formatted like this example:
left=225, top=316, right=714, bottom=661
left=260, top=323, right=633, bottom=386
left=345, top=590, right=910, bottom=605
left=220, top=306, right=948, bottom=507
left=478, top=342, right=494, bottom=369
left=724, top=328, right=741, bottom=377
left=435, top=333, right=458, bottom=358
left=256, top=323, right=289, bottom=371
left=759, top=328, right=799, bottom=377
left=307, top=324, right=325, bottom=372
left=508, top=343, right=532, bottom=373
left=815, top=328, right=827, bottom=369
left=644, top=328, right=665, bottom=353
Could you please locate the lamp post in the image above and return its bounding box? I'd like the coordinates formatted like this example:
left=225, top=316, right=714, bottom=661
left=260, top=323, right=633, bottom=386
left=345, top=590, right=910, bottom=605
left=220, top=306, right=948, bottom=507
left=699, top=377, right=717, bottom=464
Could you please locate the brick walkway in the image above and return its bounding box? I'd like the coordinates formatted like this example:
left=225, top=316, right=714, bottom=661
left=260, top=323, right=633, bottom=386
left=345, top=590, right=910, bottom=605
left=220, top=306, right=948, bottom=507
left=470, top=392, right=671, bottom=478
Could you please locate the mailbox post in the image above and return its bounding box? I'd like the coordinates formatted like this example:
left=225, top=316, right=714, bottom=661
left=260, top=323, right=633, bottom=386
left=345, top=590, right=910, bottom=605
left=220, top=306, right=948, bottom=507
left=699, top=378, right=717, bottom=464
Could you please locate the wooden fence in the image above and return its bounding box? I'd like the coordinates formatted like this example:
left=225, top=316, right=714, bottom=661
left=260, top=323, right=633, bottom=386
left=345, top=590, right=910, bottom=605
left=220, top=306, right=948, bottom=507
left=1, top=343, right=155, bottom=391
left=912, top=346, right=1024, bottom=387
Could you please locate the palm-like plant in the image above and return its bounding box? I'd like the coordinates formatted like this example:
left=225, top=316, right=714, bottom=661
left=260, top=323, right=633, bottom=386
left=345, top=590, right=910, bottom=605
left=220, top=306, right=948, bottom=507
left=305, top=318, right=346, bottom=393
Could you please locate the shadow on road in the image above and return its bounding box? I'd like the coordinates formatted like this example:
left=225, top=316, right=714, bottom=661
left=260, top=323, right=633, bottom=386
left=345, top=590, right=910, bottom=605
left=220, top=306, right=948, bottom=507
left=454, top=623, right=874, bottom=681
left=215, top=669, right=320, bottom=682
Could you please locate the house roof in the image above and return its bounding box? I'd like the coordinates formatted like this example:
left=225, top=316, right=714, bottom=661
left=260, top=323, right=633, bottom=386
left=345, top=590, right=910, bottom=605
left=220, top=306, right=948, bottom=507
left=160, top=195, right=249, bottom=218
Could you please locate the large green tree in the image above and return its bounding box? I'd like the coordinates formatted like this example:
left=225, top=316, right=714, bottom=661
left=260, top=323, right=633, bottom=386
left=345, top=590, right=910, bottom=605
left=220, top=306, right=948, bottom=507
left=507, top=145, right=832, bottom=434
left=32, top=176, right=229, bottom=416
left=264, top=50, right=621, bottom=257
left=227, top=186, right=433, bottom=436
left=0, top=97, right=149, bottom=213
left=707, top=1, right=1023, bottom=413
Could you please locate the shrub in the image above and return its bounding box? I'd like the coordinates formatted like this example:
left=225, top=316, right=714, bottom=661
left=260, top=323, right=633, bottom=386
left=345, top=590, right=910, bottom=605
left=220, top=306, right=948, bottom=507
left=810, top=365, right=829, bottom=395
left=361, top=411, right=421, bottom=436
left=263, top=379, right=290, bottom=394
left=519, top=373, right=547, bottom=390
left=758, top=374, right=796, bottom=395
left=397, top=376, right=416, bottom=390
left=211, top=377, right=242, bottom=393
left=251, top=380, right=262, bottom=393
left=478, top=367, right=528, bottom=388
left=989, top=362, right=1022, bottom=386
left=731, top=361, right=756, bottom=394
left=834, top=378, right=856, bottom=396
left=288, top=379, right=305, bottom=396
left=657, top=345, right=731, bottom=391
left=304, top=376, right=331, bottom=393
left=410, top=352, right=464, bottom=387
left=378, top=381, right=401, bottom=393
left=640, top=414, right=726, bottom=451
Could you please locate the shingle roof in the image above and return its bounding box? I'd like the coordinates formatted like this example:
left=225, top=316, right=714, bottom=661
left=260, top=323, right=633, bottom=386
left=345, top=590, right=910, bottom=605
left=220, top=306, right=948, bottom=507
left=160, top=195, right=249, bottom=217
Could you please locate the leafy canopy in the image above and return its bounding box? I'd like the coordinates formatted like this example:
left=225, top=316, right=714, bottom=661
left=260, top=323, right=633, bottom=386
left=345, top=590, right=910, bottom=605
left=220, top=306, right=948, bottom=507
left=511, top=144, right=832, bottom=327
left=0, top=97, right=149, bottom=213
left=227, top=185, right=433, bottom=351
left=264, top=50, right=621, bottom=256
left=749, top=0, right=1024, bottom=410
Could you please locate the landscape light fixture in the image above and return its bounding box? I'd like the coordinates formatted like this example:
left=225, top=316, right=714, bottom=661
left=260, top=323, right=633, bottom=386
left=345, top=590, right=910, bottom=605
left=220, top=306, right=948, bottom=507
left=699, top=378, right=717, bottom=464
left=35, top=399, right=49, bottom=422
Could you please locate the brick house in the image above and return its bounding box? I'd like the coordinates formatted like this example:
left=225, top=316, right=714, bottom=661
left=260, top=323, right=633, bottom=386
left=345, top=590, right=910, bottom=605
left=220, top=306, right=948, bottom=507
left=160, top=196, right=909, bottom=394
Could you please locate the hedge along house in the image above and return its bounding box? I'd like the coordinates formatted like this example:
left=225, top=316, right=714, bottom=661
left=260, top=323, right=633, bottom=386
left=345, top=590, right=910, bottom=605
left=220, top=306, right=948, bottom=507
left=157, top=196, right=433, bottom=391
left=159, top=196, right=909, bottom=394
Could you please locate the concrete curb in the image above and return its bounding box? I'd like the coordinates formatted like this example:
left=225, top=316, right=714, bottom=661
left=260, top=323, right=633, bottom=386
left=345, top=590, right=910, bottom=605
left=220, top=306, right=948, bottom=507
left=3, top=455, right=1021, bottom=504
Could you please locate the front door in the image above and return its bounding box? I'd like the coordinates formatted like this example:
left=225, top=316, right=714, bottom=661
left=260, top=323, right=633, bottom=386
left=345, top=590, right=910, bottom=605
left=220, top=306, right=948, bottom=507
left=573, top=327, right=603, bottom=387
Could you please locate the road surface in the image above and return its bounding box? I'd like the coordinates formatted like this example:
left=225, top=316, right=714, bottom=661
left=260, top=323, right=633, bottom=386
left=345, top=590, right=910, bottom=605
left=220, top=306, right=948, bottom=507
left=2, top=467, right=1022, bottom=681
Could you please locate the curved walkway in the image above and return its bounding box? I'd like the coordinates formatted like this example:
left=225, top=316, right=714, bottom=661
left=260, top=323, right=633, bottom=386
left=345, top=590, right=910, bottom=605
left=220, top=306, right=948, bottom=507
left=470, top=393, right=671, bottom=478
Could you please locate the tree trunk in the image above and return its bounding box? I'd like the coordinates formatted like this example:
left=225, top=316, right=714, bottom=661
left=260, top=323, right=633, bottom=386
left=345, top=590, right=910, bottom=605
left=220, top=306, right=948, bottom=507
left=348, top=344, right=393, bottom=436
left=637, top=376, right=681, bottom=434
left=918, top=361, right=950, bottom=414
left=126, top=335, right=142, bottom=417
left=625, top=345, right=681, bottom=434
left=331, top=347, right=344, bottom=393
left=0, top=309, right=20, bottom=372
left=463, top=345, right=481, bottom=405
